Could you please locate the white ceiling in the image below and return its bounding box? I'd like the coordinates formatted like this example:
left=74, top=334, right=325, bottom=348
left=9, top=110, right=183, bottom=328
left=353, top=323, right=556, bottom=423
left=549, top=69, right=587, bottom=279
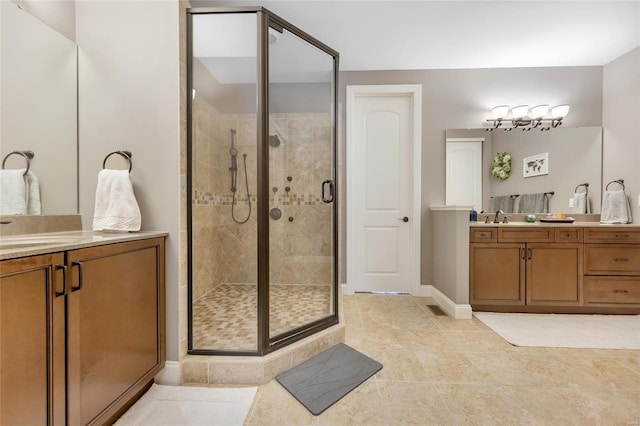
left=196, top=0, right=640, bottom=71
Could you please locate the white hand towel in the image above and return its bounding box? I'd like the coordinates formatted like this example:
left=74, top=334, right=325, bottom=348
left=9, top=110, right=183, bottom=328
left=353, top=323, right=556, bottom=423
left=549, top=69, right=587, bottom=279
left=25, top=171, right=42, bottom=215
left=0, top=169, right=28, bottom=215
left=572, top=192, right=591, bottom=214
left=92, top=169, right=141, bottom=231
left=600, top=190, right=633, bottom=224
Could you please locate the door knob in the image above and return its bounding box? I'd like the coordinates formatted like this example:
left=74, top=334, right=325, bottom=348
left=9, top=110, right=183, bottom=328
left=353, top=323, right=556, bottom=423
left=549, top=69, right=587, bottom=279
left=400, top=216, right=409, bottom=222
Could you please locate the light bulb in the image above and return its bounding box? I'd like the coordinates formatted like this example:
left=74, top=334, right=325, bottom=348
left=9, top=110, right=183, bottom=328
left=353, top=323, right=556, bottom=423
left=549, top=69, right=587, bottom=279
left=511, top=105, right=529, bottom=120
left=531, top=104, right=550, bottom=119
left=492, top=105, right=509, bottom=120
left=551, top=104, right=570, bottom=119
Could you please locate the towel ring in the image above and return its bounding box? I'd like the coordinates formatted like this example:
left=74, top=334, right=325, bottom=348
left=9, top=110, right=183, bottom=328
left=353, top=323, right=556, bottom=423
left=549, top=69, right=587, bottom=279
left=2, top=150, right=34, bottom=176
left=606, top=179, right=625, bottom=191
left=103, top=150, right=132, bottom=173
left=574, top=183, right=589, bottom=193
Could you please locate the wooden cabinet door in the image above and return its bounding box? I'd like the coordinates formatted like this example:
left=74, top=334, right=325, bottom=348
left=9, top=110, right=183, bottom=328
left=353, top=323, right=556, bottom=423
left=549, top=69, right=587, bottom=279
left=0, top=253, right=66, bottom=426
left=470, top=243, right=525, bottom=305
left=67, top=238, right=165, bottom=426
left=526, top=244, right=582, bottom=306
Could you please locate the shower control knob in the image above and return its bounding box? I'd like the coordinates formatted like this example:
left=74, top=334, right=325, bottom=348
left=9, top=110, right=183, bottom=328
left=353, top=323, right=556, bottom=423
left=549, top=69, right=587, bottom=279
left=400, top=216, right=409, bottom=222
left=285, top=186, right=291, bottom=193
left=287, top=176, right=293, bottom=182
left=288, top=217, right=294, bottom=222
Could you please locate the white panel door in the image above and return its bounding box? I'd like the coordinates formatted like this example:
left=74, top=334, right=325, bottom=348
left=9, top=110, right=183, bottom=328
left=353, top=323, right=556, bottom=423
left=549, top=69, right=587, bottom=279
left=445, top=140, right=482, bottom=210
left=351, top=94, right=414, bottom=293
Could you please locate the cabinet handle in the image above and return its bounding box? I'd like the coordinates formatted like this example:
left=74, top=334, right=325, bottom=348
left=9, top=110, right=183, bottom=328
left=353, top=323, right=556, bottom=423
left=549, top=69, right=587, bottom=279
left=527, top=248, right=532, bottom=260
left=71, top=261, right=83, bottom=292
left=55, top=264, right=67, bottom=297
left=564, top=233, right=573, bottom=238
left=615, top=234, right=629, bottom=238
left=613, top=289, right=629, bottom=294
left=520, top=248, right=525, bottom=259
left=613, top=258, right=630, bottom=262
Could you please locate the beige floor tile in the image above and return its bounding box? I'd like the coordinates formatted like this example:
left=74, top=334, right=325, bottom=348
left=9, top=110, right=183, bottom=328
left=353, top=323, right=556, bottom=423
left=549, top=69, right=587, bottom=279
left=377, top=381, right=455, bottom=425
left=436, top=383, right=522, bottom=425
left=442, top=330, right=515, bottom=353
left=317, top=380, right=386, bottom=426
left=245, top=380, right=316, bottom=425
left=368, top=349, right=430, bottom=382
left=232, top=294, right=639, bottom=425
left=415, top=351, right=487, bottom=384
left=430, top=315, right=480, bottom=331
left=390, top=329, right=459, bottom=352
left=464, top=352, right=545, bottom=386
left=561, top=383, right=640, bottom=425
left=495, top=385, right=590, bottom=425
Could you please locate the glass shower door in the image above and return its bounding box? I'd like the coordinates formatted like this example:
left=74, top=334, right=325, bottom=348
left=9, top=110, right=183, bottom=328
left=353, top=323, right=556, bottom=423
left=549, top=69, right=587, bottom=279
left=267, top=23, right=337, bottom=342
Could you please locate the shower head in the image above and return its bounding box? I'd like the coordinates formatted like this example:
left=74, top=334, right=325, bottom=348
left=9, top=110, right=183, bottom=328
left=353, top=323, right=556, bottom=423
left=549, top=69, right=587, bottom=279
left=269, top=135, right=281, bottom=147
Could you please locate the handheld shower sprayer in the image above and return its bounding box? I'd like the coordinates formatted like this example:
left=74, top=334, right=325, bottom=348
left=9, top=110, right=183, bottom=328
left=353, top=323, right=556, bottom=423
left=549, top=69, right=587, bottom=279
left=228, top=128, right=251, bottom=224
left=229, top=129, right=238, bottom=192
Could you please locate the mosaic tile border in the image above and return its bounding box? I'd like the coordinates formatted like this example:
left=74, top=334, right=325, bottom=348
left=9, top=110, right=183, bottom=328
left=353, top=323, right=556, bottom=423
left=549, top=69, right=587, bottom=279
left=193, top=190, right=323, bottom=206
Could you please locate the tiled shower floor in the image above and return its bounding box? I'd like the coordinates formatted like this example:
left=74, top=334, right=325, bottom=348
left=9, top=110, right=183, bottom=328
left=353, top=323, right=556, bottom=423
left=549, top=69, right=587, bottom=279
left=192, top=283, right=332, bottom=350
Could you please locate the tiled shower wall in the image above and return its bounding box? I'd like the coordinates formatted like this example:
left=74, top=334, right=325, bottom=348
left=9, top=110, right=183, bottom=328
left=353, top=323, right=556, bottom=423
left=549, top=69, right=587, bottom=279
left=191, top=94, right=334, bottom=301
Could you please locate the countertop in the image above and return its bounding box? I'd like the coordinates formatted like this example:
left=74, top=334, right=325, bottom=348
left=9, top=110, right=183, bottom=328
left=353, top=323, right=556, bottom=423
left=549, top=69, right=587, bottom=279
left=0, top=230, right=168, bottom=261
left=470, top=221, right=640, bottom=228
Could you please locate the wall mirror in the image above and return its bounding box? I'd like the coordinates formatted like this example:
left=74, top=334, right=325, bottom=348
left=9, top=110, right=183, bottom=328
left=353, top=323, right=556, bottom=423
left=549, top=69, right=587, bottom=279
left=446, top=127, right=603, bottom=214
left=1, top=1, right=78, bottom=215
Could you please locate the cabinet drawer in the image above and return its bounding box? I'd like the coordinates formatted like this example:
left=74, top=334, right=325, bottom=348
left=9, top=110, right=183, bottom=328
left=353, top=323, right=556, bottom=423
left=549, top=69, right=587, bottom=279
left=584, top=276, right=640, bottom=305
left=584, top=245, right=640, bottom=275
left=555, top=228, right=583, bottom=243
left=584, top=228, right=640, bottom=244
left=498, top=227, right=554, bottom=243
left=470, top=228, right=497, bottom=243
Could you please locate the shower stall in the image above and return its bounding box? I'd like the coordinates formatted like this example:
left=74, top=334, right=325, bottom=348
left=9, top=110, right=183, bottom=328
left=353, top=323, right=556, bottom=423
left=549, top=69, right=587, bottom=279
left=187, top=7, right=339, bottom=355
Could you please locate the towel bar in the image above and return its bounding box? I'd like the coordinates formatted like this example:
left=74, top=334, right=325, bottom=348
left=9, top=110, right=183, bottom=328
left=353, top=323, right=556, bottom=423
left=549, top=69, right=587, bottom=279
left=605, top=179, right=625, bottom=191
left=574, top=183, right=589, bottom=193
left=103, top=150, right=132, bottom=173
left=2, top=150, right=34, bottom=176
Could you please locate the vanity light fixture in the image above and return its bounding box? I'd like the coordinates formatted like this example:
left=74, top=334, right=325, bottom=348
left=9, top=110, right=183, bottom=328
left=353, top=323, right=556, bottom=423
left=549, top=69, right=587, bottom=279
left=486, top=104, right=570, bottom=131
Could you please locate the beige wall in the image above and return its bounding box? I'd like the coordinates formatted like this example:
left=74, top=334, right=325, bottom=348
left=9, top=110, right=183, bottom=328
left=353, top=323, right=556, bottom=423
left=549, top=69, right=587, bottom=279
left=603, top=47, right=640, bottom=222
left=76, top=0, right=181, bottom=361
left=340, top=66, right=604, bottom=288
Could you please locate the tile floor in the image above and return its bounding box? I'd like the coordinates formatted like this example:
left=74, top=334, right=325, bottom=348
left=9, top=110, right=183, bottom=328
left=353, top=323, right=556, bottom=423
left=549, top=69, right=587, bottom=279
left=192, top=283, right=332, bottom=350
left=243, top=293, right=640, bottom=425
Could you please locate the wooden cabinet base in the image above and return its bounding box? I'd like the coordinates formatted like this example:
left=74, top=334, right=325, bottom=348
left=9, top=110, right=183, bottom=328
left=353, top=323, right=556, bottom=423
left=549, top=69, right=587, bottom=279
left=472, top=304, right=640, bottom=314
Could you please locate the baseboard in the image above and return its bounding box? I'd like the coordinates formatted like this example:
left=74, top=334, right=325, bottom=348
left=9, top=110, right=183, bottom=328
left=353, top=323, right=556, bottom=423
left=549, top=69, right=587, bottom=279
left=422, top=285, right=472, bottom=320
left=340, top=283, right=353, bottom=295
left=154, top=360, right=181, bottom=386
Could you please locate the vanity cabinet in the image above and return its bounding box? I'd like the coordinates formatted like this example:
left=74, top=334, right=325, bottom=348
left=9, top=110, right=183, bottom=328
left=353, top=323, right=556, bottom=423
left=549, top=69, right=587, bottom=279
left=0, top=236, right=165, bottom=426
left=470, top=227, right=582, bottom=310
left=67, top=238, right=165, bottom=425
left=469, top=243, right=525, bottom=305
left=0, top=253, right=66, bottom=425
left=583, top=228, right=640, bottom=308
left=471, top=225, right=640, bottom=313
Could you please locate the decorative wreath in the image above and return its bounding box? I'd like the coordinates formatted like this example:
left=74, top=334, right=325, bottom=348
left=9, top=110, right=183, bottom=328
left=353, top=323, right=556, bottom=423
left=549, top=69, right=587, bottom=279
left=491, top=152, right=511, bottom=180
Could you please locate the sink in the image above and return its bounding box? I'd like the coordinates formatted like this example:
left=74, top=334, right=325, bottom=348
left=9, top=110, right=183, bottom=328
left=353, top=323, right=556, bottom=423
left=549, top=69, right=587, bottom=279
left=0, top=235, right=83, bottom=250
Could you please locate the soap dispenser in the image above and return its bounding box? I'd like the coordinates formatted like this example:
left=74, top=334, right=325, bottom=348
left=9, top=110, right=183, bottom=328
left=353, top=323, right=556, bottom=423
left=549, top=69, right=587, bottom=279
left=469, top=207, right=478, bottom=222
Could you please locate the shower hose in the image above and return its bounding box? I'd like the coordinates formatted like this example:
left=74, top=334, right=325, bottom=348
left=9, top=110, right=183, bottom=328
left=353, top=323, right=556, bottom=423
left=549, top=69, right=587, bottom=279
left=232, top=153, right=251, bottom=224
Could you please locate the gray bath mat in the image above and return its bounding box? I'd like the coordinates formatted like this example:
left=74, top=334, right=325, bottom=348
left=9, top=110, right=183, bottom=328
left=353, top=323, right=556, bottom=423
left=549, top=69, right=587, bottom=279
left=276, top=343, right=382, bottom=415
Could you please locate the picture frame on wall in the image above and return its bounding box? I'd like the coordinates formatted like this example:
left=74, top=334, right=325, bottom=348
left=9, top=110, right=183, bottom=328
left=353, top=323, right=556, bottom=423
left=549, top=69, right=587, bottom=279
left=523, top=152, right=549, bottom=178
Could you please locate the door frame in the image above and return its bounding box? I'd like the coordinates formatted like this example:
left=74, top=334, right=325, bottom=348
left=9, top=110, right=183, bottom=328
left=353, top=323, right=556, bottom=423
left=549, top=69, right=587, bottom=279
left=345, top=84, right=422, bottom=295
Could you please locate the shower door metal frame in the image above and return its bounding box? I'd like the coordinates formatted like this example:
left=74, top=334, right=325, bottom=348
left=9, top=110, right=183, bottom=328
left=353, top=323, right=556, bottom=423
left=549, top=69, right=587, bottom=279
left=186, top=7, right=339, bottom=356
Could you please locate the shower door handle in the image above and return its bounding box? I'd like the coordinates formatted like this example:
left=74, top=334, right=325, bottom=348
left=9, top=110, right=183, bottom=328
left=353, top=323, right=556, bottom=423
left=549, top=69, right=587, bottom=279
left=322, top=180, right=335, bottom=203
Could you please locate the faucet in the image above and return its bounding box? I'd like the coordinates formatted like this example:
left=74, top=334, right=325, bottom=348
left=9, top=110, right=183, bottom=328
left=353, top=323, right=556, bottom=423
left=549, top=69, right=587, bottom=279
left=493, top=210, right=504, bottom=224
